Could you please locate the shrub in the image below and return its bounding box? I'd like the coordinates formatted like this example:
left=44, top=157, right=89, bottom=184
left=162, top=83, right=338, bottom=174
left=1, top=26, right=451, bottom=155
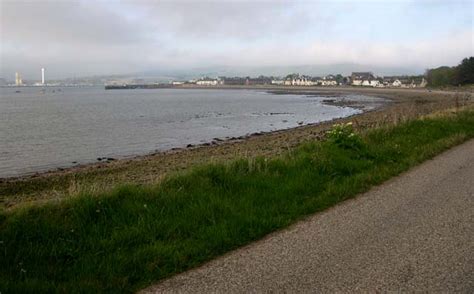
left=326, top=122, right=364, bottom=150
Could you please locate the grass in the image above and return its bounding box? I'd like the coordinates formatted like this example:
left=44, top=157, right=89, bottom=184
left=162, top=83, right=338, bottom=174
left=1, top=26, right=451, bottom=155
left=1, top=108, right=474, bottom=293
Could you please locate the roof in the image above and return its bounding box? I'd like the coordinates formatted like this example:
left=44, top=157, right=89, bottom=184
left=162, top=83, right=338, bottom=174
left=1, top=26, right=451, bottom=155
left=351, top=72, right=374, bottom=80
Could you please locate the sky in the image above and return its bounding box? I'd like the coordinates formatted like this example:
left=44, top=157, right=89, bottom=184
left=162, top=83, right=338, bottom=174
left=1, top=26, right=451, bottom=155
left=1, top=0, right=473, bottom=80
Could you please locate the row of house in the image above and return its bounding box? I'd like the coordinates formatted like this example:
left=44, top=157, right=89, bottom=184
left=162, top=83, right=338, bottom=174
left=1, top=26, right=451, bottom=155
left=274, top=74, right=339, bottom=86
left=351, top=72, right=427, bottom=88
left=172, top=73, right=427, bottom=88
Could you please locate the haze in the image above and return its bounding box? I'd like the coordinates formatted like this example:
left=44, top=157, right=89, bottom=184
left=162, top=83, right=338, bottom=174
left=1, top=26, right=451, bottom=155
left=1, top=0, right=473, bottom=79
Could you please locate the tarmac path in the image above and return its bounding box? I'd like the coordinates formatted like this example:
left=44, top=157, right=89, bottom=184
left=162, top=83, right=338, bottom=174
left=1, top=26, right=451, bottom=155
left=142, top=139, right=474, bottom=293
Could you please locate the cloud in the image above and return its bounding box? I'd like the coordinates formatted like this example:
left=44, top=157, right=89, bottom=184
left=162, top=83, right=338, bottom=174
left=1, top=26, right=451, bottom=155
left=0, top=0, right=472, bottom=79
left=127, top=1, right=316, bottom=41
left=1, top=0, right=147, bottom=45
left=195, top=30, right=473, bottom=68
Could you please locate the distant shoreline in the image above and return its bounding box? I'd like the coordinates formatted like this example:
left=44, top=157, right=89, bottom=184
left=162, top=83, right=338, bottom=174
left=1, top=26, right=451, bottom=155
left=104, top=83, right=429, bottom=91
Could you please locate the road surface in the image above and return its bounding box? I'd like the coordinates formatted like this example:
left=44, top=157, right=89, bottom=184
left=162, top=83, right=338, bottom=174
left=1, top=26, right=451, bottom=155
left=142, top=139, right=474, bottom=293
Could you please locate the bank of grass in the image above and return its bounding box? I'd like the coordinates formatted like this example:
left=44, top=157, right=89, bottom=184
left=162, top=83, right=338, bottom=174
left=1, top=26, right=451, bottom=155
left=1, top=108, right=474, bottom=293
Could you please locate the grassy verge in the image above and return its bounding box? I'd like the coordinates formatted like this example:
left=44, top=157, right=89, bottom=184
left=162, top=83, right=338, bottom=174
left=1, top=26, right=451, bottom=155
left=1, top=108, right=474, bottom=293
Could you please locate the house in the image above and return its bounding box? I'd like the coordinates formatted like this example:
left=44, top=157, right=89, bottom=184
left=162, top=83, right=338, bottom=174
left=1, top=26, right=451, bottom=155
left=351, top=72, right=375, bottom=86
left=309, top=77, right=322, bottom=85
left=321, top=75, right=338, bottom=86
left=296, top=75, right=316, bottom=86
left=196, top=77, right=222, bottom=86
left=271, top=79, right=285, bottom=85
left=284, top=74, right=318, bottom=86
left=382, top=75, right=426, bottom=88
left=370, top=79, right=382, bottom=87
left=382, top=77, right=400, bottom=87
left=196, top=80, right=217, bottom=86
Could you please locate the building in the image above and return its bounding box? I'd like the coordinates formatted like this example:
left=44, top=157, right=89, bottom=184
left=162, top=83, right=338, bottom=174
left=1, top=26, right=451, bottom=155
left=320, top=75, right=338, bottom=86
left=41, top=68, right=45, bottom=85
left=382, top=75, right=427, bottom=88
left=271, top=79, right=285, bottom=85
left=196, top=77, right=222, bottom=86
left=196, top=80, right=218, bottom=86
left=351, top=72, right=375, bottom=86
left=284, top=74, right=317, bottom=86
left=311, top=77, right=323, bottom=85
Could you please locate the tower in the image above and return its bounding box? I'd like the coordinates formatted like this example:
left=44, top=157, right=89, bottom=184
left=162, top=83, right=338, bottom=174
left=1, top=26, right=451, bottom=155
left=41, top=68, right=45, bottom=85
left=15, top=72, right=22, bottom=86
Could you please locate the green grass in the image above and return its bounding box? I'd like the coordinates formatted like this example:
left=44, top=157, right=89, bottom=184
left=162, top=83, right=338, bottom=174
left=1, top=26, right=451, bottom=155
left=1, top=109, right=474, bottom=293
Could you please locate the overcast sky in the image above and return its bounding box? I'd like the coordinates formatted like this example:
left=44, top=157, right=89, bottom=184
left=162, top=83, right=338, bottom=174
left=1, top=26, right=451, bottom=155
left=1, top=0, right=473, bottom=79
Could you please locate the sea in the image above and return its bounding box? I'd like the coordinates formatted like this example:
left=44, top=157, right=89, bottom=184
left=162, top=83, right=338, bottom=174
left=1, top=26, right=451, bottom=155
left=0, top=86, right=385, bottom=178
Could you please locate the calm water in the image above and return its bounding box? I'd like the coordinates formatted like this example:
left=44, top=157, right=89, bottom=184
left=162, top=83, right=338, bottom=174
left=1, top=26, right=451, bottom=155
left=0, top=87, right=385, bottom=178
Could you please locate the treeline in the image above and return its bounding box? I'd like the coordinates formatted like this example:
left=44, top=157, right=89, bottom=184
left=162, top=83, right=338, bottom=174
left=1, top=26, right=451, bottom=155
left=426, top=57, right=474, bottom=87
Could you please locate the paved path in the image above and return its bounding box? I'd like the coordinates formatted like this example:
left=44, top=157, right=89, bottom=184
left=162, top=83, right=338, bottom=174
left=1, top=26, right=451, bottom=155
left=143, top=140, right=474, bottom=293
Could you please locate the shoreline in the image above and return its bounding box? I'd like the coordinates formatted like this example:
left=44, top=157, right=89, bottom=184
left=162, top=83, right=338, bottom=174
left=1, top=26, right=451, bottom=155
left=1, top=88, right=472, bottom=209
left=0, top=89, right=387, bottom=181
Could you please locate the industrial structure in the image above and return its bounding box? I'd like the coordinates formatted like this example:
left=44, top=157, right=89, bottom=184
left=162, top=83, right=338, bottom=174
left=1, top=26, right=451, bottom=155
left=15, top=72, right=22, bottom=86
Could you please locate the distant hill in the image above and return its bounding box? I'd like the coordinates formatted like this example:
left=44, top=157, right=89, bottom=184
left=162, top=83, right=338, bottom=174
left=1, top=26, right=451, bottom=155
left=139, top=63, right=423, bottom=80
left=35, top=63, right=424, bottom=84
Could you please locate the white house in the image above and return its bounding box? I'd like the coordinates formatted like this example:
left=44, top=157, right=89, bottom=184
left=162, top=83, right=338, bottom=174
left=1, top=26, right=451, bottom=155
left=352, top=79, right=363, bottom=86
left=197, top=80, right=218, bottom=86
left=293, top=77, right=317, bottom=86
left=370, top=80, right=381, bottom=87
left=321, top=80, right=337, bottom=86
left=320, top=75, right=338, bottom=86
left=196, top=78, right=222, bottom=86
left=383, top=76, right=426, bottom=88
left=271, top=80, right=285, bottom=85
left=392, top=79, right=402, bottom=87
left=351, top=72, right=375, bottom=86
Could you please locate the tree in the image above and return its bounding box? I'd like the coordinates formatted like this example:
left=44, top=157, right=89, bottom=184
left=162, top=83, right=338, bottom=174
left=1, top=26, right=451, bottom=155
left=455, top=57, right=474, bottom=85
left=426, top=56, right=474, bottom=87
left=426, top=66, right=456, bottom=87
